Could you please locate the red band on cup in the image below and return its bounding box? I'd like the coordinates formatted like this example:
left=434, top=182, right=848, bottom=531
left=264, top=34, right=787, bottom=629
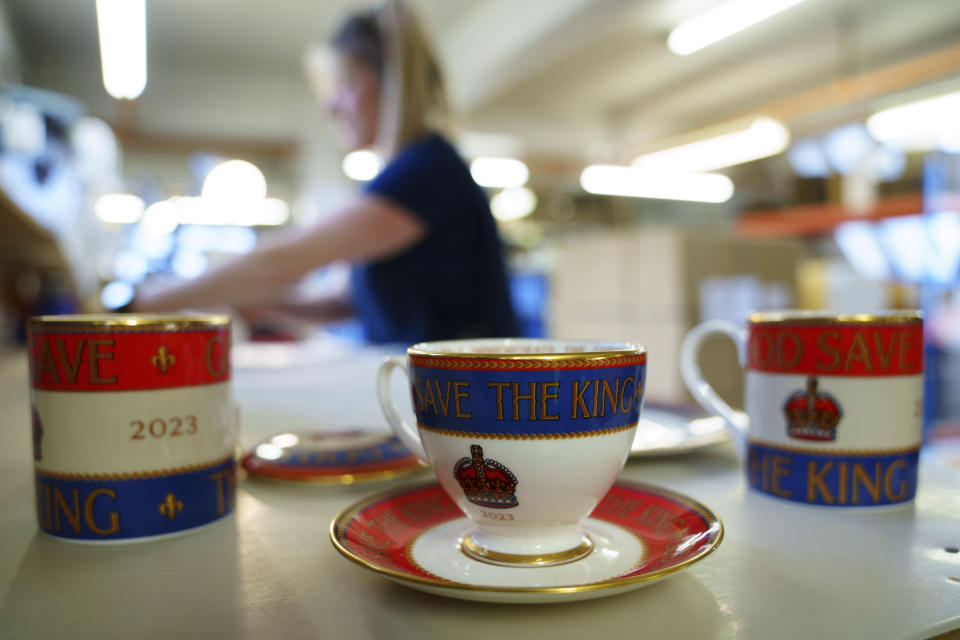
left=747, top=324, right=923, bottom=376
left=28, top=329, right=230, bottom=391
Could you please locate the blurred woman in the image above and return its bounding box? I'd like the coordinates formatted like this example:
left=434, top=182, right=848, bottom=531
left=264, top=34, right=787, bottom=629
left=134, top=0, right=517, bottom=344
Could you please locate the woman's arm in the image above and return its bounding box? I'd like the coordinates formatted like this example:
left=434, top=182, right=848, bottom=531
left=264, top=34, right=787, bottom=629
left=133, top=193, right=426, bottom=312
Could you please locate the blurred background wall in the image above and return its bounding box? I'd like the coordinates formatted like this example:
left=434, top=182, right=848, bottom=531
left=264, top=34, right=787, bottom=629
left=1, top=0, right=958, bottom=433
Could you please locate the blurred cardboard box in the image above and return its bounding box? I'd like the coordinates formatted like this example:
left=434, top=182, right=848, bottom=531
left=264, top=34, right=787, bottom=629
left=549, top=226, right=805, bottom=407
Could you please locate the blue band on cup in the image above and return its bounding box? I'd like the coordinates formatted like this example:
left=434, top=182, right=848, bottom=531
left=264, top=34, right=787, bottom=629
left=409, top=363, right=646, bottom=438
left=35, top=457, right=236, bottom=541
left=746, top=441, right=919, bottom=506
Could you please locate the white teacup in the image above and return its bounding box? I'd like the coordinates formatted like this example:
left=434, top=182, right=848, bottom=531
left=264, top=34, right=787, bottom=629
left=378, top=338, right=646, bottom=567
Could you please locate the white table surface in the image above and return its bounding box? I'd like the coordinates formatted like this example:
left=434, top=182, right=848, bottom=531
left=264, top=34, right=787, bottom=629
left=1, top=344, right=959, bottom=640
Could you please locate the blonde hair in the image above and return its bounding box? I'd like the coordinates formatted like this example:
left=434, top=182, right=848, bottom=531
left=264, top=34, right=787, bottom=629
left=330, top=0, right=450, bottom=159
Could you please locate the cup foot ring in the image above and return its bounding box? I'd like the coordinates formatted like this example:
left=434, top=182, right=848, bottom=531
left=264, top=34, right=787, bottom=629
left=459, top=533, right=594, bottom=567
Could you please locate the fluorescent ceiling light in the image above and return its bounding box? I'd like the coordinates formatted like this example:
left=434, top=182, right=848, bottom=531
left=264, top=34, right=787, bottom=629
left=470, top=157, right=529, bottom=189
left=668, top=0, right=807, bottom=56
left=632, top=117, right=789, bottom=173
left=342, top=150, right=381, bottom=181
left=580, top=165, right=734, bottom=203
left=866, top=90, right=960, bottom=145
left=95, top=193, right=145, bottom=224
left=491, top=187, right=537, bottom=221
left=96, top=0, right=147, bottom=100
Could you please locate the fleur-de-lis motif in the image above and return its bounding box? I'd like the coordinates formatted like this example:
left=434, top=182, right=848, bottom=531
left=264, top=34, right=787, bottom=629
left=159, top=493, right=183, bottom=520
left=151, top=346, right=176, bottom=374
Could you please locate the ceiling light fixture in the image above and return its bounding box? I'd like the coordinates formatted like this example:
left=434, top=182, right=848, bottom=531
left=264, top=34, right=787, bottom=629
left=632, top=117, right=790, bottom=173
left=580, top=165, right=734, bottom=203
left=95, top=0, right=147, bottom=100
left=342, top=150, right=382, bottom=181
left=668, top=0, right=807, bottom=56
left=470, top=157, right=529, bottom=189
left=866, top=90, right=960, bottom=147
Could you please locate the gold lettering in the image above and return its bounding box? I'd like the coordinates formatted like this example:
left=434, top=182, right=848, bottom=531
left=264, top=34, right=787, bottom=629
left=432, top=380, right=451, bottom=417
left=838, top=462, right=848, bottom=505
left=600, top=378, right=620, bottom=418
left=749, top=332, right=774, bottom=368
left=883, top=459, right=909, bottom=501
left=89, top=339, right=117, bottom=384
left=539, top=382, right=559, bottom=420
left=512, top=382, right=536, bottom=421
left=53, top=487, right=82, bottom=534
left=453, top=381, right=471, bottom=419
left=422, top=379, right=439, bottom=415
left=898, top=330, right=916, bottom=372
left=771, top=456, right=792, bottom=498
left=488, top=382, right=509, bottom=420
left=591, top=378, right=600, bottom=418
left=84, top=488, right=120, bottom=535
left=852, top=462, right=882, bottom=503
left=748, top=448, right=768, bottom=491
left=209, top=469, right=236, bottom=515
left=412, top=377, right=425, bottom=412
left=205, top=335, right=228, bottom=378
left=38, top=340, right=61, bottom=385
left=57, top=339, right=85, bottom=384
left=571, top=381, right=590, bottom=419
left=806, top=461, right=834, bottom=504
left=620, top=376, right=635, bottom=414
left=815, top=331, right=842, bottom=372
left=872, top=332, right=896, bottom=371
left=776, top=331, right=803, bottom=369
left=844, top=333, right=873, bottom=372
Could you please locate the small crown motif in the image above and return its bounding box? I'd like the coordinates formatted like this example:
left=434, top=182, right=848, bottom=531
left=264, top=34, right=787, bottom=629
left=453, top=445, right=518, bottom=509
left=783, top=376, right=842, bottom=441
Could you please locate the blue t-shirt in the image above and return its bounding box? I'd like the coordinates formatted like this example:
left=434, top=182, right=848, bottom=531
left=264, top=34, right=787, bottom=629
left=350, top=133, right=518, bottom=344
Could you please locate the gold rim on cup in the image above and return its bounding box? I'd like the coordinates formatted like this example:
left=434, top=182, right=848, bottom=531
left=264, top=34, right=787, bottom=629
left=748, top=310, right=922, bottom=326
left=407, top=339, right=645, bottom=361
left=29, top=313, right=231, bottom=332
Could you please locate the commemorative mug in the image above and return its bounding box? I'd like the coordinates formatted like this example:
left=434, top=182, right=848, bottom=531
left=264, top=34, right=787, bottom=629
left=27, top=314, right=236, bottom=542
left=377, top=338, right=646, bottom=567
left=680, top=311, right=923, bottom=507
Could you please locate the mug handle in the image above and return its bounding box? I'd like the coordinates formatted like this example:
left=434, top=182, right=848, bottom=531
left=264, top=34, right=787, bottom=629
left=377, top=355, right=428, bottom=462
left=680, top=319, right=750, bottom=457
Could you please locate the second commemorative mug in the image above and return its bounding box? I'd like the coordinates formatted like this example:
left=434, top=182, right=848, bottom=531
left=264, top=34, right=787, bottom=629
left=377, top=338, right=646, bottom=567
left=27, top=314, right=236, bottom=542
left=681, top=311, right=923, bottom=507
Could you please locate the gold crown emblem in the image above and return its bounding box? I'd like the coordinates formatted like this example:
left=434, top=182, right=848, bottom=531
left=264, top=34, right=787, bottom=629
left=783, top=376, right=842, bottom=441
left=453, top=445, right=518, bottom=509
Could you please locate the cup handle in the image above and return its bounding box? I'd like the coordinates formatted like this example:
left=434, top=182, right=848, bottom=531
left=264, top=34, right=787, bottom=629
left=377, top=354, right=428, bottom=462
left=680, top=319, right=750, bottom=457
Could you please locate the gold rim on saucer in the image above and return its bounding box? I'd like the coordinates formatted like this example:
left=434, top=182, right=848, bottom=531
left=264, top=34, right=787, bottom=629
left=329, top=479, right=724, bottom=597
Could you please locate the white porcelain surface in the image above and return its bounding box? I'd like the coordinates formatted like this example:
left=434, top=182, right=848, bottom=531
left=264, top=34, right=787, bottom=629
left=1, top=346, right=958, bottom=639
left=631, top=405, right=730, bottom=456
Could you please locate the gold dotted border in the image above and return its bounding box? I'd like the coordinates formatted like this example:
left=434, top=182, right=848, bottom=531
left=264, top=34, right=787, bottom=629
left=747, top=439, right=921, bottom=457
left=34, top=455, right=235, bottom=481
left=417, top=421, right=637, bottom=440
left=408, top=353, right=646, bottom=370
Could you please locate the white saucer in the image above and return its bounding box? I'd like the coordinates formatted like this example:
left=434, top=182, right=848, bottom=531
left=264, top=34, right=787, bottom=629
left=631, top=402, right=731, bottom=457
left=330, top=480, right=723, bottom=604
